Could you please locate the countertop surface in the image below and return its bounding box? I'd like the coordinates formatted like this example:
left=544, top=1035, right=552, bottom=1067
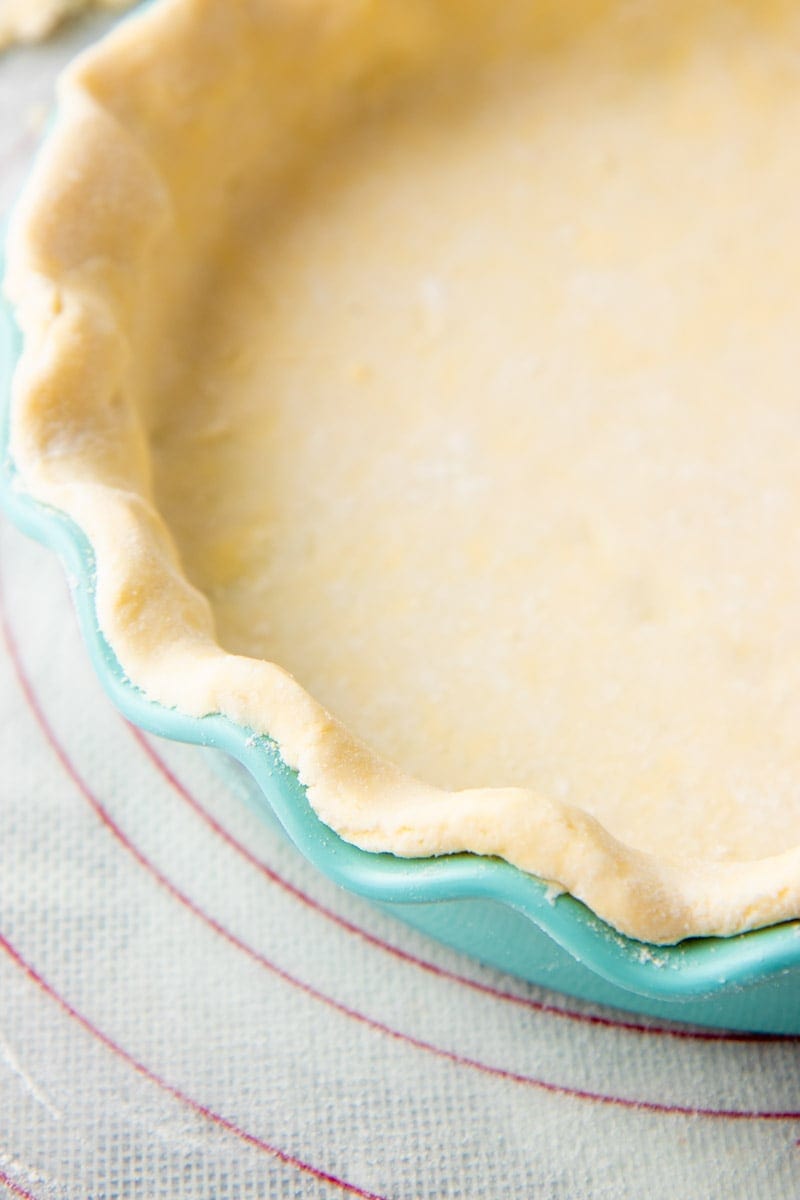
left=0, top=11, right=798, bottom=1199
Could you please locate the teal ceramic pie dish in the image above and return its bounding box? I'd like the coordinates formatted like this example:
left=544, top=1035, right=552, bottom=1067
left=3, top=288, right=800, bottom=1034
left=6, top=0, right=800, bottom=1035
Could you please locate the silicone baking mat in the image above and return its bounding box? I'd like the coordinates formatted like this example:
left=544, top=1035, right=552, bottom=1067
left=0, top=13, right=798, bottom=1198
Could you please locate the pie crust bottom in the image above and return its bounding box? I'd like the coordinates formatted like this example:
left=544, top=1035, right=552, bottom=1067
left=9, top=0, right=800, bottom=942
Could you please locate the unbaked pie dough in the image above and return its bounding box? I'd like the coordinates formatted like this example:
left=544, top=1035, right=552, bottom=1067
left=9, top=0, right=800, bottom=942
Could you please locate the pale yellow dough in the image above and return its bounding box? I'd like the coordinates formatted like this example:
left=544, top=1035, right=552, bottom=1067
left=9, top=0, right=800, bottom=942
left=0, top=0, right=132, bottom=48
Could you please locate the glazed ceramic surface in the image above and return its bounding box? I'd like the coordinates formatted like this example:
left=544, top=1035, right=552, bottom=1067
left=3, top=297, right=800, bottom=1033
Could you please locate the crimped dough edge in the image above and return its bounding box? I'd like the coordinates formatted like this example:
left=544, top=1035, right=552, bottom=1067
left=7, top=0, right=800, bottom=945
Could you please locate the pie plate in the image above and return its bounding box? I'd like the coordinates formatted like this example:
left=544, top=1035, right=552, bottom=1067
left=4, top=3, right=800, bottom=1036
left=2, top=300, right=800, bottom=1036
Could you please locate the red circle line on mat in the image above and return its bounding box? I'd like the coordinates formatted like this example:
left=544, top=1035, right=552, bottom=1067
left=0, top=929, right=388, bottom=1200
left=130, top=727, right=792, bottom=1048
left=0, top=1168, right=39, bottom=1200
left=2, top=594, right=799, bottom=1125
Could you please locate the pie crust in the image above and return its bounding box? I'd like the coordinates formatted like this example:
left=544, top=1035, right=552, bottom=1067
left=9, top=0, right=800, bottom=943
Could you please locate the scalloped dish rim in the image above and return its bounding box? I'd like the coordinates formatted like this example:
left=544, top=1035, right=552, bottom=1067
left=4, top=0, right=800, bottom=1021
left=3, top=297, right=800, bottom=1010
